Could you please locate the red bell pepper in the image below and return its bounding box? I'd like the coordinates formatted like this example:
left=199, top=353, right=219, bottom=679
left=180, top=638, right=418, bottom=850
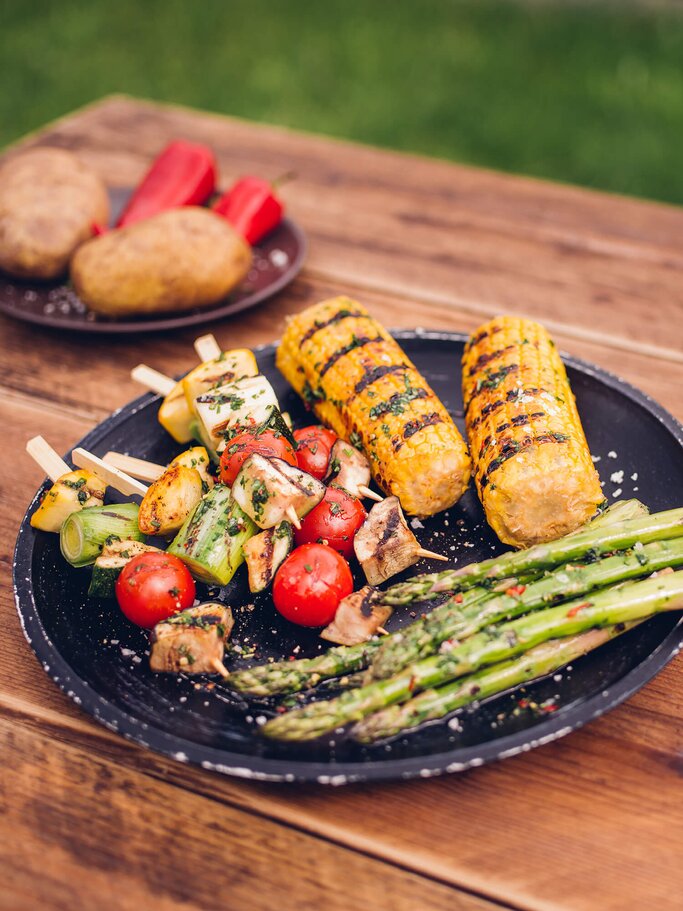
left=212, top=176, right=286, bottom=245
left=117, top=140, right=217, bottom=228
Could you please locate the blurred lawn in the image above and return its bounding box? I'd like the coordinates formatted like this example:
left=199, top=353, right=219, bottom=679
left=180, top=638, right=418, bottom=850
left=2, top=0, right=683, bottom=204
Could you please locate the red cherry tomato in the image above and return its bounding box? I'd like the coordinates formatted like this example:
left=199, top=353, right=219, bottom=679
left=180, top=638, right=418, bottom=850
left=219, top=430, right=297, bottom=486
left=294, top=486, right=367, bottom=559
left=272, top=543, right=353, bottom=627
left=293, top=425, right=338, bottom=479
left=115, top=552, right=196, bottom=628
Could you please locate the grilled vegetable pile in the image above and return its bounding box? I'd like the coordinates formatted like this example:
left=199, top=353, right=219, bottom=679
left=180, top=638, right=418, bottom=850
left=276, top=297, right=472, bottom=517
left=27, top=303, right=681, bottom=749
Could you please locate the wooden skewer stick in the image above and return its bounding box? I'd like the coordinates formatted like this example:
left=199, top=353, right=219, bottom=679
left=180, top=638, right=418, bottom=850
left=26, top=436, right=71, bottom=482
left=71, top=448, right=149, bottom=498
left=103, top=452, right=166, bottom=483
left=130, top=364, right=176, bottom=397
left=211, top=657, right=230, bottom=678
left=416, top=547, right=449, bottom=562
left=357, top=485, right=383, bottom=502
left=194, top=333, right=222, bottom=363
left=285, top=505, right=302, bottom=530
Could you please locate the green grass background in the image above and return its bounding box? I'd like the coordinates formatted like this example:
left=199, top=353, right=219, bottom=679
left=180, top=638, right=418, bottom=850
left=2, top=0, right=683, bottom=204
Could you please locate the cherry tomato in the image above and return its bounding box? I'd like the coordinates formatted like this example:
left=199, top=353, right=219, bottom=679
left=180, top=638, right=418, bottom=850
left=219, top=430, right=297, bottom=486
left=294, top=486, right=367, bottom=559
left=273, top=543, right=353, bottom=627
left=115, top=552, right=196, bottom=628
left=293, top=425, right=338, bottom=480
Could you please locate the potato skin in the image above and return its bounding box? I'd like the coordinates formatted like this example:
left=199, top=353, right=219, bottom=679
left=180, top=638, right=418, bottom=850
left=71, top=207, right=252, bottom=317
left=0, top=148, right=109, bottom=280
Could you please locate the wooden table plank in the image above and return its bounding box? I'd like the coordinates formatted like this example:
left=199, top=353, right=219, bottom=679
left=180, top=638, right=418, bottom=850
left=9, top=95, right=683, bottom=359
left=1, top=712, right=500, bottom=911
left=2, top=96, right=683, bottom=911
left=1, top=274, right=682, bottom=423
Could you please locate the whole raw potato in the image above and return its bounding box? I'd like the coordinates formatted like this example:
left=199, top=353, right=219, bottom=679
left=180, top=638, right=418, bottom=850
left=71, top=207, right=252, bottom=317
left=0, top=147, right=110, bottom=280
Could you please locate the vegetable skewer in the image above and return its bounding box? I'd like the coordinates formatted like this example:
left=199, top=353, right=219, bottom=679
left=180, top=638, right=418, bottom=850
left=193, top=333, right=222, bottom=363
left=26, top=435, right=71, bottom=482
left=130, top=364, right=176, bottom=398
left=103, top=452, right=166, bottom=482
left=27, top=436, right=107, bottom=532
left=367, top=536, right=683, bottom=680
left=262, top=570, right=683, bottom=741
left=72, top=448, right=148, bottom=498
left=352, top=623, right=639, bottom=743
left=378, top=507, right=683, bottom=606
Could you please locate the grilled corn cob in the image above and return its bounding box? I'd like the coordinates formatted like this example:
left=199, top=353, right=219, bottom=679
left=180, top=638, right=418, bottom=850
left=462, top=315, right=603, bottom=547
left=277, top=297, right=471, bottom=516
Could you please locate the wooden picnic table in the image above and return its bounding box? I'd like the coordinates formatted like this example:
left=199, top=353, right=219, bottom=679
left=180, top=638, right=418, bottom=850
left=2, top=96, right=682, bottom=911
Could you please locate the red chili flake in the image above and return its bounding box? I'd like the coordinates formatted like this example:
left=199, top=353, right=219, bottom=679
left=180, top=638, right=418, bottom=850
left=288, top=656, right=296, bottom=661
left=518, top=698, right=529, bottom=709
left=454, top=593, right=464, bottom=603
left=276, top=706, right=287, bottom=714
left=567, top=601, right=591, bottom=618
left=542, top=702, right=558, bottom=713
left=408, top=675, right=417, bottom=693
left=505, top=585, right=527, bottom=597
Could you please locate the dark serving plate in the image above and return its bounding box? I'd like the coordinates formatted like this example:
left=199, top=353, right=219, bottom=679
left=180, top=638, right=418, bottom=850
left=0, top=188, right=306, bottom=334
left=13, top=331, right=683, bottom=784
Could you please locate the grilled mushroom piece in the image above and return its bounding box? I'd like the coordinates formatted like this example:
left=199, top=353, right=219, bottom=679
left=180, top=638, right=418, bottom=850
left=320, top=586, right=393, bottom=646
left=243, top=521, right=294, bottom=592
left=232, top=453, right=325, bottom=529
left=150, top=603, right=234, bottom=675
left=325, top=438, right=372, bottom=499
left=354, top=496, right=444, bottom=585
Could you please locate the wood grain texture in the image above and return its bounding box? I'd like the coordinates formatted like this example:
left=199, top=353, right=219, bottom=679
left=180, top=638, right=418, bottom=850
left=1, top=96, right=682, bottom=911
left=0, top=714, right=501, bottom=911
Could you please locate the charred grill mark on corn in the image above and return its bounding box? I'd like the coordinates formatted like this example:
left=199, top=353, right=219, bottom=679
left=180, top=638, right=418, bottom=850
left=319, top=335, right=386, bottom=377
left=352, top=363, right=409, bottom=398
left=462, top=316, right=603, bottom=548
left=299, top=308, right=366, bottom=345
left=467, top=344, right=517, bottom=374
left=276, top=297, right=471, bottom=516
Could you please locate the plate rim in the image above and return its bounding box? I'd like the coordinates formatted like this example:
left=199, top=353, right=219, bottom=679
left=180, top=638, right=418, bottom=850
left=13, top=331, right=683, bottom=784
left=0, top=216, right=307, bottom=335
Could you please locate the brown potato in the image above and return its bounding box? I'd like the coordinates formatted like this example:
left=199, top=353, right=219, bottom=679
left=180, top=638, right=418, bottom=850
left=0, top=147, right=109, bottom=280
left=71, top=207, right=252, bottom=317
left=138, top=464, right=204, bottom=536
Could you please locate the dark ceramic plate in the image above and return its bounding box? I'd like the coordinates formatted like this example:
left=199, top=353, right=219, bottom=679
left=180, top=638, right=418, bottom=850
left=0, top=188, right=306, bottom=334
left=13, top=332, right=683, bottom=784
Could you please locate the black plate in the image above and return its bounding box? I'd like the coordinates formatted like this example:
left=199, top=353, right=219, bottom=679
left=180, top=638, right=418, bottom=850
left=0, top=188, right=306, bottom=334
left=13, top=332, right=683, bottom=784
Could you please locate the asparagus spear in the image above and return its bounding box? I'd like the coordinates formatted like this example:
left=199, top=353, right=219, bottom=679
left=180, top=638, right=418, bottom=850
left=585, top=499, right=648, bottom=528
left=379, top=507, right=683, bottom=607
left=368, top=537, right=683, bottom=680
left=262, top=570, right=683, bottom=741
left=352, top=623, right=638, bottom=743
left=227, top=502, right=647, bottom=697
left=228, top=640, right=383, bottom=697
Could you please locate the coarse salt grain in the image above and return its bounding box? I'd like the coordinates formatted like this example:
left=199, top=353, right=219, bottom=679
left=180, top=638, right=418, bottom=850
left=612, top=488, right=623, bottom=498
left=607, top=451, right=618, bottom=459
left=610, top=470, right=624, bottom=484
